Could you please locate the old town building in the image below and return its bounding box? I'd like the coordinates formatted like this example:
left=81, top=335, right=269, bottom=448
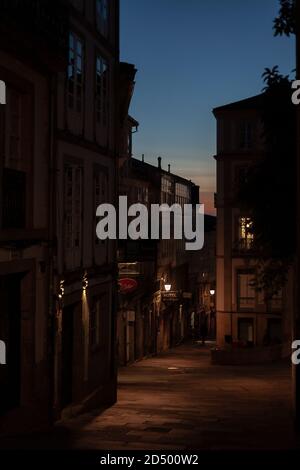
left=52, top=0, right=124, bottom=419
left=0, top=0, right=69, bottom=433
left=0, top=0, right=126, bottom=432
left=213, top=95, right=293, bottom=355
left=118, top=155, right=200, bottom=364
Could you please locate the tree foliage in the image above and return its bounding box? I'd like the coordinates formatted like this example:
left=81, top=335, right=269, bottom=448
left=273, top=0, right=296, bottom=36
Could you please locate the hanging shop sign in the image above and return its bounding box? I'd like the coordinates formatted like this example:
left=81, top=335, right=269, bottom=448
left=118, top=262, right=140, bottom=276
left=119, top=277, right=138, bottom=294
left=162, top=290, right=179, bottom=302
left=182, top=292, right=193, bottom=299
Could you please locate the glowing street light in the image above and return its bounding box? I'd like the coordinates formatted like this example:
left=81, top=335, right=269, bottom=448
left=210, top=289, right=215, bottom=296
left=164, top=283, right=172, bottom=292
left=82, top=272, right=88, bottom=291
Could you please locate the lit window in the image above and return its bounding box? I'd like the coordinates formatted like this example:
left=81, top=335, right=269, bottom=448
left=238, top=216, right=253, bottom=250
left=96, top=0, right=109, bottom=37
left=68, top=32, right=84, bottom=112
left=95, top=55, right=109, bottom=126
left=237, top=271, right=255, bottom=311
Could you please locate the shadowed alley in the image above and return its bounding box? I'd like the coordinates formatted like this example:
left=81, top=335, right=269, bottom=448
left=2, top=342, right=298, bottom=451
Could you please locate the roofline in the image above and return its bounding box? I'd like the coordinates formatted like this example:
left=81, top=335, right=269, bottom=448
left=212, top=93, right=264, bottom=116
left=128, top=115, right=139, bottom=127
left=131, top=157, right=199, bottom=188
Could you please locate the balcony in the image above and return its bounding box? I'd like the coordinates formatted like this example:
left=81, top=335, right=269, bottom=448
left=0, top=0, right=69, bottom=70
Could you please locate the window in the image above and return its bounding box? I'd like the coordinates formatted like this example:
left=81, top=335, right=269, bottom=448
left=95, top=55, right=109, bottom=127
left=64, top=164, right=83, bottom=254
left=96, top=0, right=109, bottom=37
left=1, top=85, right=27, bottom=229
left=175, top=183, right=190, bottom=200
left=5, top=88, right=21, bottom=169
left=91, top=298, right=102, bottom=348
left=240, top=121, right=253, bottom=149
left=134, top=186, right=148, bottom=204
left=94, top=168, right=108, bottom=246
left=68, top=32, right=84, bottom=112
left=235, top=166, right=248, bottom=186
left=162, top=176, right=172, bottom=194
left=238, top=318, right=254, bottom=343
left=238, top=216, right=254, bottom=250
left=237, top=271, right=255, bottom=311
left=161, top=176, right=172, bottom=204
left=175, top=183, right=190, bottom=207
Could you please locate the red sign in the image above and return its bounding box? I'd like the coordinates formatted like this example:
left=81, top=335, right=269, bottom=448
left=118, top=278, right=138, bottom=294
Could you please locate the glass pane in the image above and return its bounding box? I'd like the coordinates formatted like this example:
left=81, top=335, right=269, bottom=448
left=68, top=65, right=74, bottom=80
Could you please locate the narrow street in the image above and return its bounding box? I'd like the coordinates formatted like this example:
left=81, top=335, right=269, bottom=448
left=2, top=342, right=298, bottom=450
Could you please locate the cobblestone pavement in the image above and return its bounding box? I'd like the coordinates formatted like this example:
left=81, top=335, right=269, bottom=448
left=2, top=342, right=299, bottom=450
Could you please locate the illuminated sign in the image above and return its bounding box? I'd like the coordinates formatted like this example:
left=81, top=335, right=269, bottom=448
left=118, top=262, right=140, bottom=276
left=119, top=277, right=138, bottom=294
left=162, top=291, right=179, bottom=302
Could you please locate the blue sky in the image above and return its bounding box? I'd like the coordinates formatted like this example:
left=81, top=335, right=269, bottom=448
left=120, top=0, right=295, bottom=214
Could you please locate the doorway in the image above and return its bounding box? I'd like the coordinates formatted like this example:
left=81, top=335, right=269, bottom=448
left=61, top=304, right=74, bottom=408
left=126, top=310, right=136, bottom=364
left=238, top=318, right=254, bottom=344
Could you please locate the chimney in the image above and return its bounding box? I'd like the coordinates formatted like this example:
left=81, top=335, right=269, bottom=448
left=142, top=154, right=144, bottom=162
left=158, top=156, right=162, bottom=169
left=168, top=164, right=171, bottom=173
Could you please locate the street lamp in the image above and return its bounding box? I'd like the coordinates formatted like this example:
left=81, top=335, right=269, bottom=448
left=210, top=289, right=215, bottom=296
left=164, top=283, right=172, bottom=292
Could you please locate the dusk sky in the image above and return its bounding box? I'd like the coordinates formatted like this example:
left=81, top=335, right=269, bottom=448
left=120, top=0, right=295, bottom=214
